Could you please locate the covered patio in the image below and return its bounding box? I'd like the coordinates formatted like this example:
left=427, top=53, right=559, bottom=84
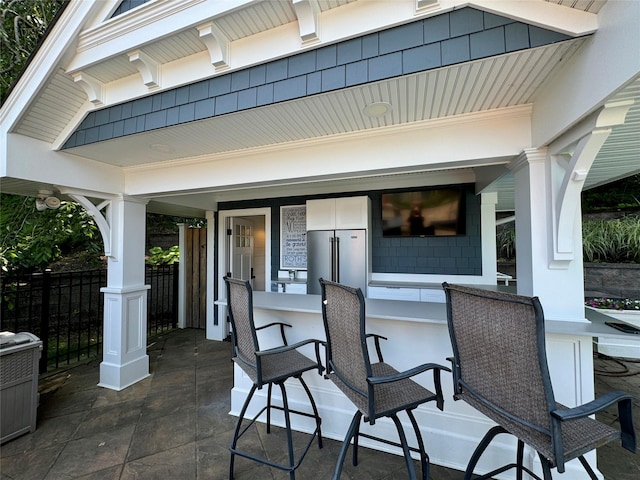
left=0, top=328, right=638, bottom=479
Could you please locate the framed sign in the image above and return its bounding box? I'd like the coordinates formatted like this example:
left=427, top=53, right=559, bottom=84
left=280, top=205, right=307, bottom=269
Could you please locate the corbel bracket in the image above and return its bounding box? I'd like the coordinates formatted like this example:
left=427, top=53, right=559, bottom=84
left=197, top=22, right=230, bottom=72
left=72, top=72, right=104, bottom=106
left=292, top=0, right=320, bottom=45
left=550, top=100, right=634, bottom=263
left=59, top=189, right=116, bottom=259
left=128, top=49, right=160, bottom=89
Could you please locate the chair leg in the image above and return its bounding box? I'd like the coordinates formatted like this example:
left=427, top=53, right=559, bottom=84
left=352, top=416, right=361, bottom=466
left=516, top=439, right=524, bottom=480
left=578, top=455, right=599, bottom=480
left=390, top=413, right=418, bottom=479
left=298, top=375, right=323, bottom=449
left=277, top=382, right=296, bottom=480
left=229, top=383, right=258, bottom=480
left=333, top=411, right=363, bottom=480
left=463, top=425, right=508, bottom=480
left=266, top=382, right=273, bottom=434
left=538, top=453, right=553, bottom=480
left=406, top=408, right=429, bottom=480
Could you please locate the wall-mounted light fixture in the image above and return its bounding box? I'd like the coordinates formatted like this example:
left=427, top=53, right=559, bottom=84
left=35, top=190, right=61, bottom=211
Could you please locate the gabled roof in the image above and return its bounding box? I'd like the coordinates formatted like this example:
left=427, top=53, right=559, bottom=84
left=1, top=0, right=638, bottom=215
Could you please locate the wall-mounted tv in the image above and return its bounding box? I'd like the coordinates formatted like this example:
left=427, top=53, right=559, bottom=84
left=381, top=188, right=466, bottom=237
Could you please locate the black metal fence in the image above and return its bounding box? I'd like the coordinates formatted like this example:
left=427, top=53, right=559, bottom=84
left=0, top=265, right=178, bottom=373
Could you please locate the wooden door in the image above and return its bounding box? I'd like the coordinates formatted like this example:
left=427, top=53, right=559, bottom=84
left=185, top=227, right=206, bottom=329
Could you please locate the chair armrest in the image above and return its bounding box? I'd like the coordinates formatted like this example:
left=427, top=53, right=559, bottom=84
left=551, top=390, right=636, bottom=453
left=366, top=333, right=388, bottom=362
left=255, top=321, right=292, bottom=346
left=369, top=362, right=451, bottom=411
left=256, top=338, right=326, bottom=374
left=368, top=362, right=451, bottom=385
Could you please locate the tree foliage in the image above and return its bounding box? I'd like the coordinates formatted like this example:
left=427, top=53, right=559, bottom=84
left=0, top=193, right=101, bottom=273
left=1, top=0, right=67, bottom=101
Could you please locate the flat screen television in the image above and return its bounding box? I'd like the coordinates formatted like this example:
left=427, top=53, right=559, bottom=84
left=381, top=188, right=466, bottom=237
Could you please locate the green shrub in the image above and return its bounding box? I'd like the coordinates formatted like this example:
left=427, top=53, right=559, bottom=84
left=496, top=215, right=640, bottom=264
left=146, top=246, right=180, bottom=266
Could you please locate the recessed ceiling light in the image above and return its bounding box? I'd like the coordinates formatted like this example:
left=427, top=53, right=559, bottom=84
left=363, top=102, right=392, bottom=117
left=150, top=143, right=175, bottom=153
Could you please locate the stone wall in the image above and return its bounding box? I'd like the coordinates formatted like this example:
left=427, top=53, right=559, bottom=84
left=498, top=261, right=640, bottom=300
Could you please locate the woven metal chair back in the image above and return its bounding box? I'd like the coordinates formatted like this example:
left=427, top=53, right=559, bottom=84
left=320, top=279, right=370, bottom=396
left=443, top=283, right=555, bottom=438
left=224, top=277, right=259, bottom=367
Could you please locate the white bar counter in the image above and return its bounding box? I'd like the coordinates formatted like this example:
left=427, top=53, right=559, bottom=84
left=217, top=292, right=622, bottom=479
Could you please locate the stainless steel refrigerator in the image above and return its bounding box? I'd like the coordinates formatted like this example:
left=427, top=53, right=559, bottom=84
left=306, top=229, right=367, bottom=295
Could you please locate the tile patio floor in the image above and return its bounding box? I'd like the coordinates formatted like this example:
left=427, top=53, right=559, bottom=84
left=1, top=328, right=638, bottom=479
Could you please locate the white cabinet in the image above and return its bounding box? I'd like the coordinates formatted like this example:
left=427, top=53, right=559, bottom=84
left=420, top=288, right=446, bottom=303
left=367, top=286, right=421, bottom=301
left=306, top=196, right=369, bottom=230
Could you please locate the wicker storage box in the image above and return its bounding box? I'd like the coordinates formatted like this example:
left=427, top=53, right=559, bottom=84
left=1, top=332, right=42, bottom=444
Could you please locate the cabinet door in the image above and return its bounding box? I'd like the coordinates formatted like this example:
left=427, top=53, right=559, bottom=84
left=335, top=196, right=369, bottom=229
left=306, top=199, right=336, bottom=230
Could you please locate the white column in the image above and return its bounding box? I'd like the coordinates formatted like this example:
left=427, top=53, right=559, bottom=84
left=510, top=148, right=586, bottom=321
left=480, top=192, right=498, bottom=284
left=99, top=195, right=150, bottom=391
left=177, top=223, right=186, bottom=329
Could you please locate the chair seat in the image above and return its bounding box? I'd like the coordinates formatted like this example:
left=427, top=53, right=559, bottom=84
left=330, top=362, right=436, bottom=420
left=461, top=393, right=620, bottom=466
left=235, top=349, right=319, bottom=385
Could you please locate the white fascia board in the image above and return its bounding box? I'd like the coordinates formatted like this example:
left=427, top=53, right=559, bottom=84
left=5, top=133, right=124, bottom=194
left=531, top=0, right=640, bottom=147
left=123, top=105, right=531, bottom=196
left=0, top=1, right=102, bottom=149
left=66, top=0, right=254, bottom=74
left=462, top=0, right=597, bottom=37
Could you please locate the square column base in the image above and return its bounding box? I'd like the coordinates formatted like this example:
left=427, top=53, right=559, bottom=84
left=98, top=355, right=150, bottom=391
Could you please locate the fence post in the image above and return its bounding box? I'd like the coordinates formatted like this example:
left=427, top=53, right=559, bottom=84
left=172, top=263, right=179, bottom=328
left=39, top=269, right=51, bottom=373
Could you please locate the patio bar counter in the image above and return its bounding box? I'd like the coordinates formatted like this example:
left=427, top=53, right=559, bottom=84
left=218, top=290, right=617, bottom=478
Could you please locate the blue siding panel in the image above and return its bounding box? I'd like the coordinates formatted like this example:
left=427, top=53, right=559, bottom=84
left=362, top=33, right=379, bottom=58
left=249, top=65, right=266, bottom=87
left=145, top=110, right=167, bottom=130
left=403, top=43, right=441, bottom=74
left=65, top=7, right=574, bottom=149
left=505, top=23, right=530, bottom=52
left=178, top=103, right=195, bottom=123
left=175, top=86, right=190, bottom=106
left=289, top=51, right=317, bottom=76
left=470, top=27, right=506, bottom=60
left=379, top=21, right=423, bottom=54
left=189, top=81, right=209, bottom=102
left=274, top=76, right=307, bottom=102
left=215, top=93, right=238, bottom=115
left=450, top=8, right=484, bottom=37
left=266, top=59, right=288, bottom=82
left=231, top=70, right=250, bottom=92
left=346, top=60, right=368, bottom=86
left=442, top=36, right=470, bottom=65
left=237, top=88, right=257, bottom=110
left=161, top=90, right=176, bottom=110
left=257, top=84, right=274, bottom=106
left=529, top=25, right=568, bottom=47
left=307, top=72, right=322, bottom=94
left=424, top=13, right=450, bottom=44
left=209, top=76, right=231, bottom=96
left=321, top=65, right=346, bottom=91
left=369, top=52, right=402, bottom=81
left=316, top=45, right=337, bottom=69
left=337, top=38, right=362, bottom=65
left=166, top=106, right=180, bottom=126
left=195, top=98, right=215, bottom=119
